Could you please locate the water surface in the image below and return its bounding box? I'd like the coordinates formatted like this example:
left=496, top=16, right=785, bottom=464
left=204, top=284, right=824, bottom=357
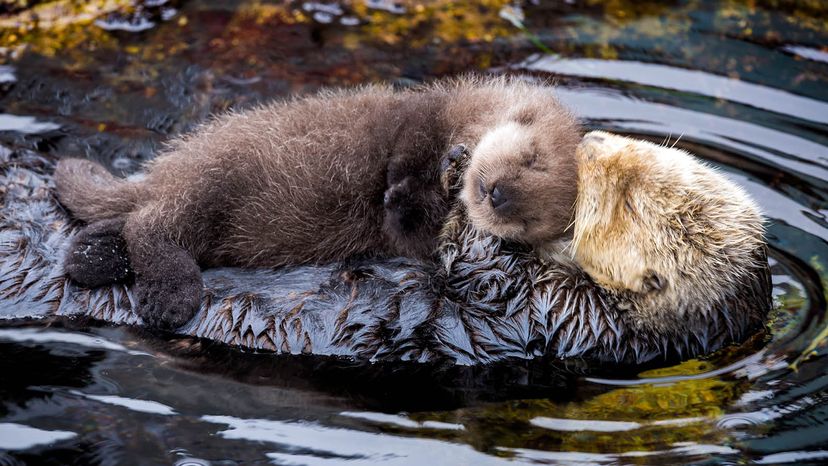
left=1, top=1, right=827, bottom=464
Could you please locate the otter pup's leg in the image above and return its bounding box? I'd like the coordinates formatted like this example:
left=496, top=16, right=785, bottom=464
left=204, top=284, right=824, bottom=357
left=383, top=176, right=423, bottom=233
left=64, top=218, right=132, bottom=288
left=382, top=174, right=448, bottom=258
left=123, top=207, right=202, bottom=330
left=382, top=144, right=469, bottom=257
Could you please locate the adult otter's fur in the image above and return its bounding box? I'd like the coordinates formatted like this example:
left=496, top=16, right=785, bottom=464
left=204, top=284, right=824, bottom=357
left=0, top=147, right=771, bottom=365
left=54, top=77, right=581, bottom=329
left=570, top=131, right=768, bottom=336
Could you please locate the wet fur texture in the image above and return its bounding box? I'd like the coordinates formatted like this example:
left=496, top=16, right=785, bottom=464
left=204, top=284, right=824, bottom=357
left=570, top=131, right=767, bottom=335
left=1, top=149, right=771, bottom=364
left=54, top=77, right=581, bottom=329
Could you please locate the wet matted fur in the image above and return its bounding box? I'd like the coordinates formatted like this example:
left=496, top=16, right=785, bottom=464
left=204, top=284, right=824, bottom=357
left=0, top=148, right=771, bottom=365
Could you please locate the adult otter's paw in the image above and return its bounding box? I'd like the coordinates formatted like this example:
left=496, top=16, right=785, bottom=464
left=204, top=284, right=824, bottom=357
left=64, top=219, right=131, bottom=288
left=133, top=257, right=202, bottom=330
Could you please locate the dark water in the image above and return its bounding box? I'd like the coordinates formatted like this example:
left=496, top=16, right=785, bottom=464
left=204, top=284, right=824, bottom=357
left=1, top=1, right=827, bottom=464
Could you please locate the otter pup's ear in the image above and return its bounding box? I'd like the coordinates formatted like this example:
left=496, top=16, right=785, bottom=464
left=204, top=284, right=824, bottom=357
left=641, top=270, right=666, bottom=293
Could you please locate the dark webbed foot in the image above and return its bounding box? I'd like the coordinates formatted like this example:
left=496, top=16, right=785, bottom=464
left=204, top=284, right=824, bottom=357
left=132, top=249, right=202, bottom=330
left=124, top=211, right=202, bottom=330
left=64, top=218, right=132, bottom=288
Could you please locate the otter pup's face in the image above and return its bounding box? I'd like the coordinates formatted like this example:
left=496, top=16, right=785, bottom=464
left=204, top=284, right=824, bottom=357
left=572, top=131, right=765, bottom=310
left=460, top=120, right=580, bottom=249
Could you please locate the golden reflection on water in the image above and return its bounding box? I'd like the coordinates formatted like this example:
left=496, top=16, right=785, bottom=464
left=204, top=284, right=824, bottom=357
left=3, top=0, right=826, bottom=87
left=401, top=364, right=743, bottom=455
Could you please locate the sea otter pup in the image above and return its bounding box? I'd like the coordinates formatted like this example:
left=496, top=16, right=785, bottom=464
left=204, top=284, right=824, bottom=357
left=569, top=131, right=767, bottom=335
left=54, top=77, right=581, bottom=329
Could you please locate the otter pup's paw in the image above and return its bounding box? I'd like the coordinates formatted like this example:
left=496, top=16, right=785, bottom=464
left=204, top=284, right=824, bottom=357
left=440, top=144, right=470, bottom=193
left=128, top=240, right=203, bottom=330
left=64, top=219, right=131, bottom=288
left=133, top=263, right=203, bottom=330
left=383, top=176, right=420, bottom=232
left=441, top=143, right=469, bottom=171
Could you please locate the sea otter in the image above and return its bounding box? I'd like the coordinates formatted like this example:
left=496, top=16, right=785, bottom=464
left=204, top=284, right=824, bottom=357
left=0, top=135, right=770, bottom=364
left=54, top=77, right=582, bottom=330
left=432, top=130, right=769, bottom=359
left=569, top=131, right=767, bottom=336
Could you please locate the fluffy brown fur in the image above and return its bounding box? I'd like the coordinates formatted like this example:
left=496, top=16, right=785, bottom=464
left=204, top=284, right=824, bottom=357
left=54, top=76, right=581, bottom=329
left=460, top=113, right=581, bottom=250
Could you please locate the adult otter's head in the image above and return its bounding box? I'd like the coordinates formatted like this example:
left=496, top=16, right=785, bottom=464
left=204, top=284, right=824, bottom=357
left=460, top=104, right=581, bottom=250
left=572, top=131, right=767, bottom=330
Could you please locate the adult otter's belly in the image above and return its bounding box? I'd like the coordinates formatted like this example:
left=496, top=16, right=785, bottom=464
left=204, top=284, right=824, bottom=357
left=0, top=149, right=772, bottom=365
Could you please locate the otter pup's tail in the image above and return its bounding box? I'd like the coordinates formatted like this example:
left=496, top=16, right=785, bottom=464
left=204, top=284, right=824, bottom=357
left=54, top=159, right=145, bottom=222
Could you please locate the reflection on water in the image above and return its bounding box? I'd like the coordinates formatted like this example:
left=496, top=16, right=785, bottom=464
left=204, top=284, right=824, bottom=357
left=518, top=54, right=828, bottom=125
left=0, top=423, right=77, bottom=451
left=1, top=0, right=827, bottom=464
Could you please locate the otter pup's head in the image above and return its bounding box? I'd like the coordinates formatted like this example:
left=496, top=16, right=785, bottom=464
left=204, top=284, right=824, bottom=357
left=460, top=111, right=581, bottom=250
left=572, top=131, right=766, bottom=325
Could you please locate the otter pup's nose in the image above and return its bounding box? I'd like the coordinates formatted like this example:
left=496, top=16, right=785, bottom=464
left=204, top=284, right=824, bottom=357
left=489, top=184, right=508, bottom=210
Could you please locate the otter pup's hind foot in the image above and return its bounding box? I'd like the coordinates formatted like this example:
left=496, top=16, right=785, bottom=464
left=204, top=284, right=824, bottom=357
left=63, top=218, right=132, bottom=288
left=132, top=261, right=202, bottom=330
left=130, top=244, right=202, bottom=330
left=124, top=214, right=202, bottom=330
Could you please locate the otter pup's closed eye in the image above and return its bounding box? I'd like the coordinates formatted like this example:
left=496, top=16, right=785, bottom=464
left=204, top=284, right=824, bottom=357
left=461, top=114, right=581, bottom=251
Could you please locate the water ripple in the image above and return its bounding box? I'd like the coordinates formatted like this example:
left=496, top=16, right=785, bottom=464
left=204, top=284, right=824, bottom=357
left=0, top=114, right=60, bottom=134
left=781, top=45, right=828, bottom=64
left=0, top=328, right=148, bottom=355
left=518, top=55, right=828, bottom=125
left=71, top=391, right=177, bottom=415
left=202, top=415, right=510, bottom=465
left=0, top=423, right=76, bottom=450
left=339, top=411, right=465, bottom=430
left=554, top=87, right=828, bottom=178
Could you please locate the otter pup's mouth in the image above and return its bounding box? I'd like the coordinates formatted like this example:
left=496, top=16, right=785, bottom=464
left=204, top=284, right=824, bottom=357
left=472, top=215, right=526, bottom=241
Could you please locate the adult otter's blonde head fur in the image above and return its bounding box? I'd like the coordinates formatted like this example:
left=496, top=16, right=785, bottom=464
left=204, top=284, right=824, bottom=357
left=460, top=88, right=581, bottom=250
left=572, top=131, right=766, bottom=329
